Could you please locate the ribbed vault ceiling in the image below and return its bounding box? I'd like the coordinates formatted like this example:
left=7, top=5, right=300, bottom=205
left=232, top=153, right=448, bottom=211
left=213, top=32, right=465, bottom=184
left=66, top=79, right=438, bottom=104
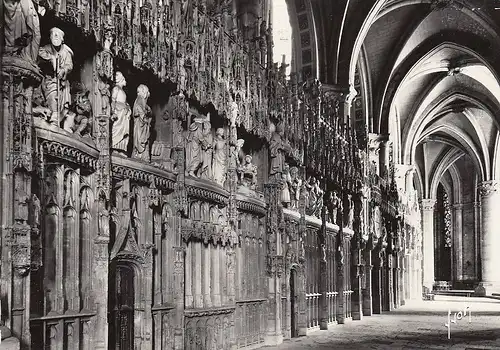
left=348, top=0, right=500, bottom=199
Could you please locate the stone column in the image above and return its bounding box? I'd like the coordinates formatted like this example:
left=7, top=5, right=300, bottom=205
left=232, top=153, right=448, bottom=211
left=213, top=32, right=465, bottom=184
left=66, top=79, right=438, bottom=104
left=362, top=249, right=373, bottom=316
left=351, top=248, right=363, bottom=320
left=203, top=245, right=212, bottom=307
left=387, top=254, right=394, bottom=312
left=2, top=56, right=43, bottom=347
left=264, top=183, right=284, bottom=345
left=194, top=243, right=203, bottom=307
left=476, top=181, right=500, bottom=295
left=336, top=235, right=346, bottom=324
left=379, top=140, right=389, bottom=176
left=372, top=249, right=382, bottom=314
left=452, top=203, right=463, bottom=282
left=319, top=210, right=328, bottom=330
left=211, top=245, right=221, bottom=307
left=420, top=199, right=436, bottom=292
left=173, top=246, right=186, bottom=350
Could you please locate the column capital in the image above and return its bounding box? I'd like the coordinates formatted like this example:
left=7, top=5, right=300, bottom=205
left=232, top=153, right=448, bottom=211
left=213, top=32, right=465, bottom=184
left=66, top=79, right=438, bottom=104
left=320, top=84, right=357, bottom=106
left=420, top=199, right=436, bottom=211
left=478, top=180, right=500, bottom=198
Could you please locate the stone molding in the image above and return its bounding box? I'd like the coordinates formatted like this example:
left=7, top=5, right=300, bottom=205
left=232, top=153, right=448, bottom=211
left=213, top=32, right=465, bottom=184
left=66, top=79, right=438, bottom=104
left=36, top=120, right=99, bottom=170
left=478, top=180, right=500, bottom=198
left=452, top=203, right=464, bottom=210
left=185, top=177, right=230, bottom=207
left=420, top=199, right=436, bottom=211
left=184, top=306, right=235, bottom=318
left=2, top=56, right=42, bottom=83
left=236, top=192, right=267, bottom=217
left=111, top=155, right=176, bottom=191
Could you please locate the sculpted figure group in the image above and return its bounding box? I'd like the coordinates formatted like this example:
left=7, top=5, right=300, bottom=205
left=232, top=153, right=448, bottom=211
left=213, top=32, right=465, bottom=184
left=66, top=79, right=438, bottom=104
left=5, top=5, right=262, bottom=190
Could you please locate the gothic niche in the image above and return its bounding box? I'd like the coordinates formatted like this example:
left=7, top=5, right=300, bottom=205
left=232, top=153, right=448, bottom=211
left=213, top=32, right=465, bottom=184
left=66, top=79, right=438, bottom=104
left=151, top=92, right=188, bottom=171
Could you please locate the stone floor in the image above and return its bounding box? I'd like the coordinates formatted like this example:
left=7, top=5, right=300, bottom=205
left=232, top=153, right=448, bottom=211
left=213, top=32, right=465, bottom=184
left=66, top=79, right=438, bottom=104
left=267, top=296, right=500, bottom=349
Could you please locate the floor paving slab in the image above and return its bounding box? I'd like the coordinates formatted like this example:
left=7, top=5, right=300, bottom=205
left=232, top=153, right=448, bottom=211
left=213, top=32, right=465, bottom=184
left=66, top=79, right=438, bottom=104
left=265, top=296, right=500, bottom=349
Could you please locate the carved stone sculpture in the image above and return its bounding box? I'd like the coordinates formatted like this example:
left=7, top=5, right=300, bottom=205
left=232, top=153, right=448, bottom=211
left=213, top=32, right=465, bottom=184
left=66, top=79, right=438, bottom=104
left=185, top=110, right=212, bottom=177
left=345, top=194, right=354, bottom=229
left=305, top=177, right=323, bottom=218
left=212, top=128, right=227, bottom=186
left=30, top=193, right=40, bottom=227
left=269, top=124, right=291, bottom=182
left=229, top=98, right=239, bottom=127
left=61, top=90, right=92, bottom=136
left=289, top=166, right=302, bottom=209
left=4, top=0, right=41, bottom=65
left=199, top=113, right=213, bottom=179
left=98, top=200, right=110, bottom=237
left=238, top=155, right=257, bottom=190
left=32, top=86, right=52, bottom=120
left=327, top=191, right=341, bottom=225
left=38, top=27, right=73, bottom=125
left=281, top=164, right=291, bottom=207
left=111, top=71, right=131, bottom=153
left=132, top=84, right=152, bottom=161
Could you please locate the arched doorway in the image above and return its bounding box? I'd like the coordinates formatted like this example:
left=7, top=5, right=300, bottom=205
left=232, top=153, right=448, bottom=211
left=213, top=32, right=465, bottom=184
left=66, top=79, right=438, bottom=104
left=109, top=262, right=135, bottom=349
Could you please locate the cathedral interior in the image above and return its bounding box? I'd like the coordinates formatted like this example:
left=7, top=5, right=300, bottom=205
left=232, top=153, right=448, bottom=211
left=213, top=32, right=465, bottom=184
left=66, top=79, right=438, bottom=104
left=2, top=0, right=500, bottom=349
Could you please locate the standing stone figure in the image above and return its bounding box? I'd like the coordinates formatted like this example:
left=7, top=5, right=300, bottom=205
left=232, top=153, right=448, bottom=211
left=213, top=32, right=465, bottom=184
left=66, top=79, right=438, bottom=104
left=289, top=166, right=302, bottom=209
left=4, top=0, right=41, bottom=65
left=98, top=199, right=110, bottom=237
left=212, top=128, right=227, bottom=186
left=133, top=84, right=152, bottom=161
left=269, top=124, right=291, bottom=181
left=38, top=27, right=73, bottom=126
left=238, top=154, right=257, bottom=190
left=186, top=111, right=211, bottom=177
left=30, top=193, right=41, bottom=228
left=327, top=191, right=341, bottom=225
left=281, top=164, right=291, bottom=207
left=199, top=113, right=213, bottom=179
left=346, top=194, right=354, bottom=229
left=111, top=71, right=131, bottom=153
left=305, top=177, right=323, bottom=218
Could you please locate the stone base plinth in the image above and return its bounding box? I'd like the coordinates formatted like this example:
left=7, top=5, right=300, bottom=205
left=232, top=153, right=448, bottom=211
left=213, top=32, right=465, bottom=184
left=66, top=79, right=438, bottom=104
left=474, top=282, right=500, bottom=296
left=298, top=327, right=307, bottom=336
left=264, top=334, right=284, bottom=346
